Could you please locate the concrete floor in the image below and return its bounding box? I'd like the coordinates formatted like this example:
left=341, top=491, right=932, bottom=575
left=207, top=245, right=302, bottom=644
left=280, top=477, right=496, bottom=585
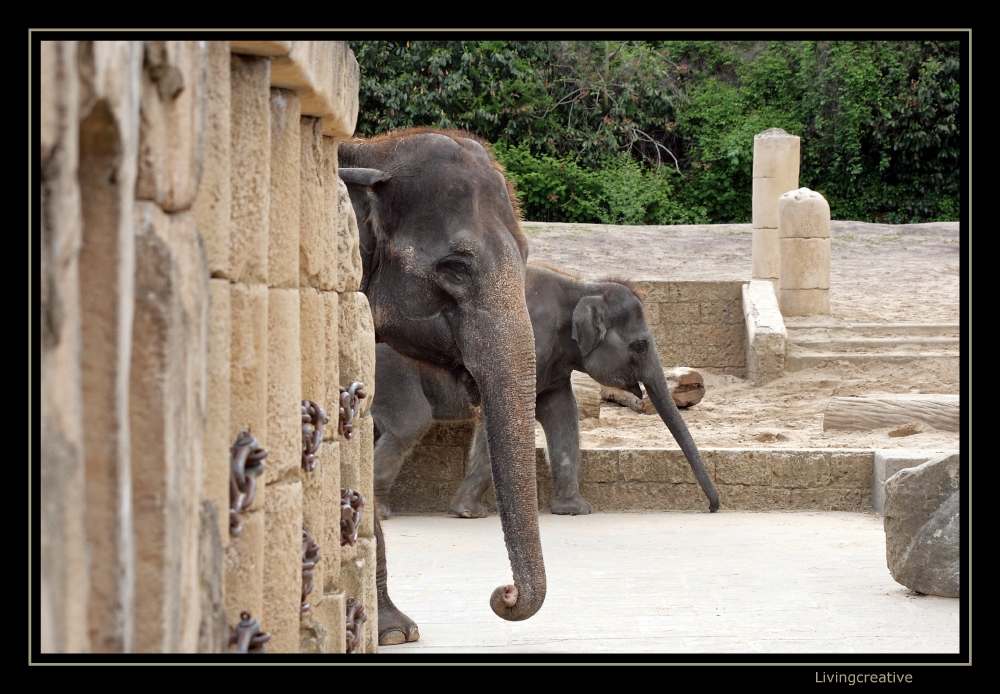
left=378, top=511, right=961, bottom=655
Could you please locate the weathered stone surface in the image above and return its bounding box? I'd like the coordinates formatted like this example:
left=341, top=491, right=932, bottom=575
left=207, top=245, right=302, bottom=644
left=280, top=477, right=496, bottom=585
left=130, top=204, right=208, bottom=654
left=752, top=174, right=798, bottom=229
left=40, top=40, right=90, bottom=653
left=229, top=282, right=268, bottom=510
left=872, top=449, right=954, bottom=515
left=299, top=608, right=329, bottom=654
left=302, top=439, right=328, bottom=596
left=263, top=481, right=304, bottom=653
left=191, top=41, right=231, bottom=278
left=770, top=450, right=830, bottom=489
left=316, top=589, right=347, bottom=653
left=224, top=509, right=263, bottom=633
left=752, top=127, right=801, bottom=180
left=778, top=288, right=831, bottom=316
left=884, top=453, right=960, bottom=597
left=197, top=501, right=228, bottom=653
left=341, top=414, right=375, bottom=538
left=317, top=441, right=341, bottom=592
left=135, top=41, right=206, bottom=212
left=742, top=280, right=786, bottom=386
left=300, top=288, right=326, bottom=405
left=335, top=537, right=378, bottom=653
left=338, top=291, right=376, bottom=415
left=205, top=280, right=231, bottom=546
left=230, top=40, right=292, bottom=57
left=778, top=187, right=831, bottom=239
left=266, top=288, right=302, bottom=485
left=322, top=136, right=340, bottom=291
left=230, top=54, right=270, bottom=284
left=580, top=448, right=620, bottom=483
left=336, top=178, right=363, bottom=292
left=320, top=44, right=360, bottom=140
left=713, top=450, right=770, bottom=486
left=779, top=238, right=831, bottom=290
left=752, top=129, right=799, bottom=285
left=620, top=449, right=702, bottom=484
left=322, top=291, right=341, bottom=432
left=268, top=88, right=301, bottom=288
left=300, top=118, right=336, bottom=289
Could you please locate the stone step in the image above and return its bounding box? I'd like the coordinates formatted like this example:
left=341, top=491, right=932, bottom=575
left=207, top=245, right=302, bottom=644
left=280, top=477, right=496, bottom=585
left=785, top=352, right=960, bottom=372
left=785, top=323, right=959, bottom=337
left=791, top=337, right=960, bottom=351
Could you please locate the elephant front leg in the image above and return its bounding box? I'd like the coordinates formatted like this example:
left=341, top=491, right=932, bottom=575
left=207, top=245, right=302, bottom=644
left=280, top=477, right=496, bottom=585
left=448, top=419, right=492, bottom=518
left=375, top=501, right=420, bottom=645
left=537, top=383, right=592, bottom=515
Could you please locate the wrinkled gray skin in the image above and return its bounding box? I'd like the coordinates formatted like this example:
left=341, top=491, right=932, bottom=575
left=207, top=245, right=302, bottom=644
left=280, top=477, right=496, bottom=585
left=338, top=130, right=544, bottom=645
left=373, top=264, right=721, bottom=521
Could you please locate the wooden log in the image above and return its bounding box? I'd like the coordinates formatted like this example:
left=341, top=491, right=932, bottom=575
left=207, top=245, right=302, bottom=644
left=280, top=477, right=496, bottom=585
left=822, top=394, right=959, bottom=433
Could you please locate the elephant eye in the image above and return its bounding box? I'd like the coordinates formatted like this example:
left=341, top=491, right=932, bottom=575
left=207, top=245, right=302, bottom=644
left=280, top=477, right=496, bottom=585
left=436, top=256, right=472, bottom=286
left=630, top=340, right=648, bottom=355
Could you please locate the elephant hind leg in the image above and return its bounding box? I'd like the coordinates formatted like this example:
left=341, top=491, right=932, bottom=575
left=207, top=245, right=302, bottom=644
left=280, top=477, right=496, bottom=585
left=448, top=417, right=492, bottom=518
left=375, top=505, right=419, bottom=645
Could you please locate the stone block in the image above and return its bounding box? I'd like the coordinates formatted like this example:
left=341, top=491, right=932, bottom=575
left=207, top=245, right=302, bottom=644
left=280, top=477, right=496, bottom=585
left=135, top=41, right=206, bottom=212
left=320, top=44, right=360, bottom=140
left=778, top=288, right=830, bottom=316
left=191, top=42, right=231, bottom=278
left=268, top=88, right=301, bottom=288
left=655, top=301, right=700, bottom=326
left=752, top=227, right=780, bottom=284
left=779, top=237, right=830, bottom=290
left=300, top=288, right=326, bottom=406
left=230, top=40, right=293, bottom=57
left=316, top=590, right=347, bottom=653
left=752, top=128, right=801, bottom=180
left=338, top=291, right=376, bottom=415
left=302, top=447, right=326, bottom=598
left=39, top=41, right=90, bottom=653
left=224, top=509, right=264, bottom=631
left=230, top=283, right=268, bottom=508
left=300, top=117, right=336, bottom=289
left=130, top=203, right=208, bottom=653
left=404, top=445, right=467, bottom=481
left=873, top=449, right=955, bottom=515
left=322, top=291, right=341, bottom=427
left=752, top=174, right=798, bottom=230
left=263, top=482, right=304, bottom=653
left=389, top=479, right=464, bottom=515
left=341, top=414, right=375, bottom=538
left=716, top=484, right=771, bottom=511
left=778, top=188, right=831, bottom=239
left=266, top=288, right=302, bottom=486
left=230, top=54, right=270, bottom=284
left=269, top=41, right=337, bottom=118
left=299, top=607, right=329, bottom=654
left=580, top=449, right=620, bottom=483
left=788, top=487, right=865, bottom=511
left=337, top=178, right=363, bottom=292
left=319, top=441, right=342, bottom=592
left=742, top=280, right=786, bottom=386
left=197, top=501, right=228, bottom=653
left=884, top=454, right=960, bottom=597
left=336, top=537, right=378, bottom=653
left=589, top=482, right=705, bottom=512
left=206, top=279, right=231, bottom=547
left=770, top=451, right=831, bottom=489
left=322, top=136, right=341, bottom=291
left=712, top=449, right=770, bottom=486
left=620, top=449, right=699, bottom=484
left=830, top=451, right=874, bottom=491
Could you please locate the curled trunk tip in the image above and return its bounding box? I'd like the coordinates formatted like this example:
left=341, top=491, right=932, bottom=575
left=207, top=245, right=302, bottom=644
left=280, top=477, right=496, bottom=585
left=490, top=583, right=545, bottom=621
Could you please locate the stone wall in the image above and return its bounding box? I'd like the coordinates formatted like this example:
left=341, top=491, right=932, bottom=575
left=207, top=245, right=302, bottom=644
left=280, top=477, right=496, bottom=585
left=39, top=40, right=376, bottom=655
left=387, top=439, right=875, bottom=514
left=633, top=280, right=747, bottom=376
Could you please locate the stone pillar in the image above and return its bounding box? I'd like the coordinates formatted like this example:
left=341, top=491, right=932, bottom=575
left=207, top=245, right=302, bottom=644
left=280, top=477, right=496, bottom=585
left=778, top=188, right=831, bottom=316
left=752, top=128, right=800, bottom=293
left=40, top=39, right=90, bottom=654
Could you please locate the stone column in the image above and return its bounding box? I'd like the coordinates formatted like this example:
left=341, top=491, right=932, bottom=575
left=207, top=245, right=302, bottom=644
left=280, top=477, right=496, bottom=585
left=752, top=128, right=800, bottom=293
left=778, top=188, right=831, bottom=316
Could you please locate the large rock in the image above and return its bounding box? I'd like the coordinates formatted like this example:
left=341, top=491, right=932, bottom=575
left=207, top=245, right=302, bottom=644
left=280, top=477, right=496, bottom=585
left=883, top=453, right=960, bottom=597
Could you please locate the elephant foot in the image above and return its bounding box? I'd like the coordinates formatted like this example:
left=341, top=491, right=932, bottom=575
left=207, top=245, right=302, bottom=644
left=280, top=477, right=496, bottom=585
left=448, top=493, right=489, bottom=519
left=551, top=495, right=593, bottom=515
left=378, top=601, right=420, bottom=646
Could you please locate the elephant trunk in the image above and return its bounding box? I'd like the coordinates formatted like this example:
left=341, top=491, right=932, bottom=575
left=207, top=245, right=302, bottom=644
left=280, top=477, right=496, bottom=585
left=642, top=362, right=721, bottom=512
left=460, top=303, right=546, bottom=621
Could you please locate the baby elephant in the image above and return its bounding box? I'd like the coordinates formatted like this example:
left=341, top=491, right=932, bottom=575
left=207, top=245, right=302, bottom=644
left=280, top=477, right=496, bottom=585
left=372, top=263, right=720, bottom=518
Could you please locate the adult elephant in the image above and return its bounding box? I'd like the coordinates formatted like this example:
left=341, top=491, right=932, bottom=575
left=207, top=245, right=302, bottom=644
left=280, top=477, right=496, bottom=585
left=372, top=263, right=721, bottom=520
left=338, top=129, right=545, bottom=643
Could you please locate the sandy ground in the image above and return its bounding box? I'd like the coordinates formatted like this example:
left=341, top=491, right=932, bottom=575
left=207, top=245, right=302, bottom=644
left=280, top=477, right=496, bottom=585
left=521, top=221, right=963, bottom=452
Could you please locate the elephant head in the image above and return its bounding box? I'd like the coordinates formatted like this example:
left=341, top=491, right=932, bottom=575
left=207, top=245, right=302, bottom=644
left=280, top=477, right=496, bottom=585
left=339, top=129, right=545, bottom=620
left=572, top=282, right=721, bottom=512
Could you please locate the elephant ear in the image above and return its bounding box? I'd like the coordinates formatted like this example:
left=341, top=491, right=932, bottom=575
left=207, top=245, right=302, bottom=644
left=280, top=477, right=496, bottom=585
left=572, top=296, right=607, bottom=357
left=338, top=167, right=392, bottom=186
left=338, top=168, right=392, bottom=294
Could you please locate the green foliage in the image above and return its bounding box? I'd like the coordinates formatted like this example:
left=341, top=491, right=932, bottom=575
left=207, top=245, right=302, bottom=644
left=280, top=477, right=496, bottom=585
left=350, top=39, right=963, bottom=224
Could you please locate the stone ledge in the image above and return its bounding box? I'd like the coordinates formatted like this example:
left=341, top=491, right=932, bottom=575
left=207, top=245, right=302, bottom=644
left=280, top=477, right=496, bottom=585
left=742, top=280, right=786, bottom=386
